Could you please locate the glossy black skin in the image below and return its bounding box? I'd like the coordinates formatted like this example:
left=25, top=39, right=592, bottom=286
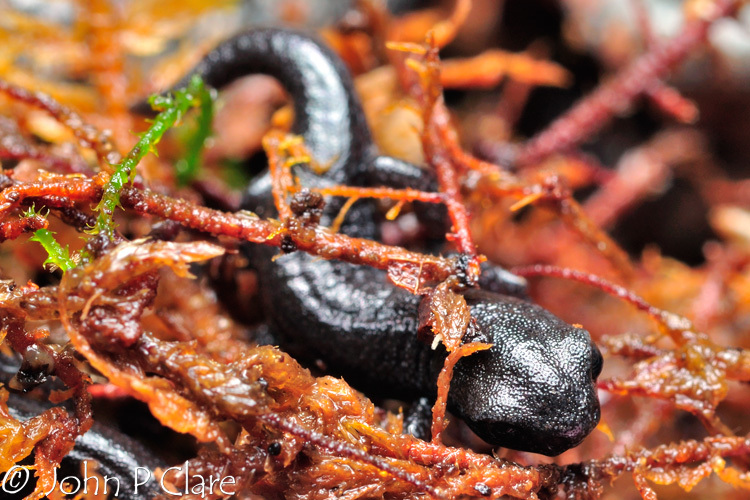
left=167, top=27, right=603, bottom=456
left=0, top=354, right=162, bottom=500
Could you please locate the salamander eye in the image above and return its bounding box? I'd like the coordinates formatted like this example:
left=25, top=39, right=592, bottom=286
left=591, top=345, right=603, bottom=380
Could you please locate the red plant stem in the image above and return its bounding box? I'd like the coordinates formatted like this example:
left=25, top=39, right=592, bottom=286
left=263, top=134, right=294, bottom=220
left=0, top=78, right=121, bottom=168
left=628, top=0, right=699, bottom=123
left=393, top=39, right=479, bottom=256
left=307, top=185, right=444, bottom=204
left=420, top=43, right=477, bottom=256
left=260, top=413, right=441, bottom=498
left=583, top=143, right=671, bottom=229
left=119, top=186, right=456, bottom=279
left=512, top=264, right=695, bottom=341
left=429, top=125, right=476, bottom=255
left=0, top=176, right=108, bottom=213
left=591, top=435, right=750, bottom=478
left=0, top=214, right=47, bottom=241
left=430, top=342, right=489, bottom=443
left=646, top=81, right=699, bottom=123
left=0, top=142, right=91, bottom=174
left=88, top=383, right=130, bottom=399
left=630, top=0, right=657, bottom=47
left=515, top=0, right=739, bottom=167
left=0, top=175, right=462, bottom=288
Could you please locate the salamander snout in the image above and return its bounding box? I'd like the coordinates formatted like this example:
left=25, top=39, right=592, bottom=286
left=450, top=290, right=603, bottom=456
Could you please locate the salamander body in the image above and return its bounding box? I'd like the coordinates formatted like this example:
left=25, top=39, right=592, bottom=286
left=167, top=27, right=603, bottom=456
left=0, top=354, right=163, bottom=500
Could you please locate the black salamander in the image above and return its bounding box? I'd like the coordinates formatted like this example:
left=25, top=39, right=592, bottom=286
left=0, top=353, right=163, bottom=500
left=159, top=27, right=603, bottom=456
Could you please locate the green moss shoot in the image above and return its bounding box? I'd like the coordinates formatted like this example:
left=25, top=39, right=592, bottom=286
left=94, top=75, right=211, bottom=238
left=29, top=228, right=75, bottom=272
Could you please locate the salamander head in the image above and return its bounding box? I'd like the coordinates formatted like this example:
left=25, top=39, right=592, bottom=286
left=450, top=290, right=603, bottom=456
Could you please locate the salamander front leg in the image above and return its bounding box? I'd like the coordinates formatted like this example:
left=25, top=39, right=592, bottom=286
left=402, top=396, right=433, bottom=441
left=477, top=261, right=528, bottom=299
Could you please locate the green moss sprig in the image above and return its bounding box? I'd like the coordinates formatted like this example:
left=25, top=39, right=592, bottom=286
left=94, top=75, right=212, bottom=238
left=175, top=81, right=214, bottom=186
left=28, top=215, right=76, bottom=272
